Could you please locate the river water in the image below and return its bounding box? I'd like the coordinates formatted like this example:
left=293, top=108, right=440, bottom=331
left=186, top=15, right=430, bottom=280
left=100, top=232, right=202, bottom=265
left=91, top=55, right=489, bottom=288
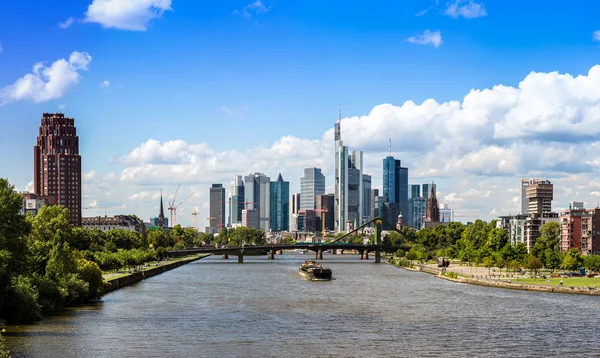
left=5, top=253, right=600, bottom=357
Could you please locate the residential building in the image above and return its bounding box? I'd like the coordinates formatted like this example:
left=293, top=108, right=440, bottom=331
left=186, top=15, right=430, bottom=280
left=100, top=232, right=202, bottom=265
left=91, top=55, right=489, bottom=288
left=560, top=205, right=600, bottom=255
left=520, top=178, right=542, bottom=215
left=82, top=215, right=145, bottom=234
left=34, top=113, right=82, bottom=226
left=362, top=174, right=372, bottom=223
left=525, top=212, right=559, bottom=251
left=439, top=204, right=454, bottom=223
left=209, top=184, right=225, bottom=232
left=228, top=175, right=245, bottom=226
left=19, top=192, right=48, bottom=216
left=526, top=180, right=553, bottom=215
left=300, top=167, right=325, bottom=210
left=270, top=174, right=290, bottom=232
left=244, top=173, right=271, bottom=232
left=382, top=156, right=409, bottom=219
left=509, top=215, right=528, bottom=246
left=316, top=194, right=335, bottom=231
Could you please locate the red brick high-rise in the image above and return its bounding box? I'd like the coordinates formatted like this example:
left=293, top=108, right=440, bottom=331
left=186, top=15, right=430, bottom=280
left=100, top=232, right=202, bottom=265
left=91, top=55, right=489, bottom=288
left=34, top=113, right=82, bottom=226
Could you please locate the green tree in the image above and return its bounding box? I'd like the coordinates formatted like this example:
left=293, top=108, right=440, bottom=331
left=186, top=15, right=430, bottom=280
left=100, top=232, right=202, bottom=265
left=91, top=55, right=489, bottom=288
left=27, top=205, right=72, bottom=275
left=147, top=228, right=172, bottom=249
left=483, top=256, right=495, bottom=276
left=0, top=179, right=31, bottom=318
left=461, top=220, right=489, bottom=249
left=525, top=255, right=542, bottom=277
left=484, top=228, right=508, bottom=252
left=545, top=250, right=562, bottom=272
left=584, top=255, right=600, bottom=272
left=77, top=259, right=104, bottom=300
left=562, top=248, right=584, bottom=271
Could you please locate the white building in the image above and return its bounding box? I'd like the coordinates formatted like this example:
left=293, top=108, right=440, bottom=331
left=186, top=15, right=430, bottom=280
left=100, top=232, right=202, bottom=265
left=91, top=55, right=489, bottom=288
left=82, top=215, right=145, bottom=234
left=19, top=192, right=47, bottom=216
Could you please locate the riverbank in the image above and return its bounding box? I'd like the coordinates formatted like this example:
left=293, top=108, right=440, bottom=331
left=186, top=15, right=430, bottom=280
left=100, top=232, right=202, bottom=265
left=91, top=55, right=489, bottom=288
left=104, top=254, right=209, bottom=293
left=388, top=258, right=600, bottom=296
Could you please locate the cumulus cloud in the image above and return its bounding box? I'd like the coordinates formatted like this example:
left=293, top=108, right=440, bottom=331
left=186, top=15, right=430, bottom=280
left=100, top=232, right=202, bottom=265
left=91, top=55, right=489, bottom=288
left=83, top=0, right=172, bottom=31
left=594, top=30, right=600, bottom=42
left=233, top=1, right=271, bottom=19
left=406, top=30, right=442, bottom=48
left=79, top=64, right=600, bottom=225
left=0, top=51, right=91, bottom=106
left=58, top=17, right=75, bottom=29
left=444, top=0, right=487, bottom=19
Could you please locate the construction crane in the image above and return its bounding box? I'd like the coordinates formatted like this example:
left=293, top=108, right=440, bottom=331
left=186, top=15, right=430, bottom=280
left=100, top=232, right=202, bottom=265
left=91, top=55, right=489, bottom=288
left=191, top=210, right=199, bottom=230
left=168, top=185, right=181, bottom=226
left=171, top=193, right=193, bottom=227
left=298, top=207, right=329, bottom=237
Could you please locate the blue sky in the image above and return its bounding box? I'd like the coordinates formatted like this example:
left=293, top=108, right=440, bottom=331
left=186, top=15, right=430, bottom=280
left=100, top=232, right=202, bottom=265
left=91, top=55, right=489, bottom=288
left=2, top=0, right=600, bottom=226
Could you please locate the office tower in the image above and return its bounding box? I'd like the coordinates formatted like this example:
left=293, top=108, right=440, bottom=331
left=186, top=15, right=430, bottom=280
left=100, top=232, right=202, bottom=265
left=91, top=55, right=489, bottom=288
left=526, top=180, right=553, bottom=215
left=291, top=193, right=301, bottom=214
left=408, top=197, right=427, bottom=229
left=270, top=174, right=290, bottom=232
left=422, top=183, right=436, bottom=202
left=316, top=194, right=335, bottom=231
left=229, top=175, right=245, bottom=226
left=348, top=150, right=363, bottom=228
left=439, top=204, right=454, bottom=223
left=382, top=156, right=409, bottom=219
left=520, top=178, right=542, bottom=215
left=334, top=118, right=348, bottom=232
left=34, top=113, right=82, bottom=226
left=300, top=167, right=325, bottom=210
left=410, top=184, right=421, bottom=199
left=371, top=189, right=379, bottom=218
left=244, top=173, right=271, bottom=232
left=209, top=184, right=225, bottom=232
left=362, top=174, right=371, bottom=223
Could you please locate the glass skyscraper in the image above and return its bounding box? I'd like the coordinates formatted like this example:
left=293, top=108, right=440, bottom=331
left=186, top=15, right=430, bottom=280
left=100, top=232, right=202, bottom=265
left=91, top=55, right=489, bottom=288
left=270, top=174, right=290, bottom=232
left=382, top=156, right=409, bottom=219
left=300, top=167, right=325, bottom=210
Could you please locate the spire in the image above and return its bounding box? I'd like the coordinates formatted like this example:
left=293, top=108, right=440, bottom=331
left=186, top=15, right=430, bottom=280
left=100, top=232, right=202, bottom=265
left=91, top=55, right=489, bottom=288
left=334, top=105, right=342, bottom=141
left=389, top=138, right=392, bottom=157
left=277, top=173, right=283, bottom=182
left=158, top=189, right=165, bottom=227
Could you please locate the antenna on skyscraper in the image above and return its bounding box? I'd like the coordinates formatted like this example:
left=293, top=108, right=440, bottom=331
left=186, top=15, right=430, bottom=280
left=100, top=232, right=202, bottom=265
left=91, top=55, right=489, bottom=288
left=389, top=138, right=392, bottom=157
left=338, top=104, right=342, bottom=121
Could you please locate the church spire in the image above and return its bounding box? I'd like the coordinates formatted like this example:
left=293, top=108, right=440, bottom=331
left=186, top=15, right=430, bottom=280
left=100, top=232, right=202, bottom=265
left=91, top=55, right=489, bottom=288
left=158, top=189, right=165, bottom=227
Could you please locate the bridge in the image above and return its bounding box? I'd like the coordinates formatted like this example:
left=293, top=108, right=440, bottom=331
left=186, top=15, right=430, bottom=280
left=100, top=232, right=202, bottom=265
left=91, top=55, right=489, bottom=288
left=168, top=217, right=409, bottom=263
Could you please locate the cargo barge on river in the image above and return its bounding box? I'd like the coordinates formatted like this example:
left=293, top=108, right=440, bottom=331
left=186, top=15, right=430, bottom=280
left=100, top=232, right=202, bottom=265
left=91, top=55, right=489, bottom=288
left=299, top=260, right=332, bottom=281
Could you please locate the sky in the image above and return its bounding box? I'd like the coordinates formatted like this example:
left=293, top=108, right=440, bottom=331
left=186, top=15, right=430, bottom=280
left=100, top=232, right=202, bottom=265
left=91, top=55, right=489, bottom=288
left=2, top=0, right=600, bottom=228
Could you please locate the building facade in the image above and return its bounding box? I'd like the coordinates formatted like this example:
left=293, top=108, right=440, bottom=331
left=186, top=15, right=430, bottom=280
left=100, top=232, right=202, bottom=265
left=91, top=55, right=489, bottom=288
left=270, top=174, right=290, bottom=232
left=560, top=206, right=600, bottom=255
left=34, top=113, right=82, bottom=226
left=209, top=184, right=225, bottom=232
left=424, top=184, right=441, bottom=229
left=334, top=119, right=348, bottom=232
left=408, top=196, right=426, bottom=229
left=410, top=184, right=421, bottom=200
left=82, top=215, right=145, bottom=234
left=300, top=167, right=325, bottom=211
left=244, top=173, right=271, bottom=232
left=439, top=204, right=454, bottom=223
left=382, top=156, right=409, bottom=219
left=228, top=175, right=245, bottom=227
left=19, top=192, right=48, bottom=216
left=362, top=174, right=372, bottom=224
left=316, top=194, right=335, bottom=232
left=520, top=178, right=542, bottom=215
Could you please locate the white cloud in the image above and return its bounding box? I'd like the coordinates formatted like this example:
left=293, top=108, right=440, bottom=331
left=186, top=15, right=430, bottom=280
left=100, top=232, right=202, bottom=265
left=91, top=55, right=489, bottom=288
left=58, top=17, right=75, bottom=29
left=593, top=30, right=600, bottom=42
left=444, top=0, right=487, bottom=19
left=83, top=0, right=172, bottom=31
left=100, top=80, right=110, bottom=88
left=78, top=64, right=600, bottom=226
left=406, top=30, right=442, bottom=48
left=233, top=1, right=271, bottom=19
left=0, top=51, right=91, bottom=106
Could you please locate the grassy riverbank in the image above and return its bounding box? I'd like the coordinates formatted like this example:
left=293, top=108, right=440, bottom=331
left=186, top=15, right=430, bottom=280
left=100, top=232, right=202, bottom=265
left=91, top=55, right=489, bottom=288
left=101, top=255, right=209, bottom=281
left=509, top=277, right=600, bottom=287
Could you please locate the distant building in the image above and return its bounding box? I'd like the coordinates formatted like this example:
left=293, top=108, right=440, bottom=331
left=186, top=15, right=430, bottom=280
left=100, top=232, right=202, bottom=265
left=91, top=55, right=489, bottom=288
left=382, top=156, right=409, bottom=220
left=34, top=113, right=82, bottom=226
left=228, top=175, right=245, bottom=226
left=19, top=192, right=48, bottom=216
left=371, top=189, right=379, bottom=218
left=300, top=167, right=325, bottom=210
left=509, top=215, right=528, bottom=246
left=290, top=193, right=301, bottom=232
left=150, top=216, right=169, bottom=227
left=270, top=174, right=290, bottom=232
left=348, top=151, right=364, bottom=228
left=525, top=212, right=559, bottom=251
left=409, top=184, right=421, bottom=200
left=362, top=174, right=372, bottom=223
left=560, top=205, right=600, bottom=255
left=244, top=173, right=271, bottom=232
left=209, top=184, right=226, bottom=232
left=422, top=183, right=436, bottom=204
left=82, top=215, right=145, bottom=234
left=298, top=210, right=317, bottom=232
left=524, top=179, right=557, bottom=251
left=439, top=204, right=454, bottom=223
left=316, top=194, right=335, bottom=232
left=424, top=183, right=441, bottom=229
left=408, top=197, right=426, bottom=229
left=242, top=209, right=259, bottom=229
left=520, top=178, right=542, bottom=215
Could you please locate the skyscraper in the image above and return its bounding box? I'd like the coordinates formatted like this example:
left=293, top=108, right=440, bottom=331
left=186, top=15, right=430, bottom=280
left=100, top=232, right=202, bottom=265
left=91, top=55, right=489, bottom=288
left=244, top=173, right=271, bottom=232
left=526, top=180, right=553, bottom=215
left=209, top=184, right=225, bottom=231
left=34, top=113, right=82, bottom=226
left=382, top=156, right=409, bottom=219
left=410, top=184, right=421, bottom=199
left=362, top=174, right=371, bottom=223
left=348, top=150, right=364, bottom=228
left=520, top=178, right=542, bottom=215
left=270, top=174, right=290, bottom=232
left=316, top=194, right=335, bottom=231
left=334, top=118, right=348, bottom=232
left=422, top=183, right=436, bottom=202
left=300, top=167, right=325, bottom=210
left=228, top=175, right=245, bottom=226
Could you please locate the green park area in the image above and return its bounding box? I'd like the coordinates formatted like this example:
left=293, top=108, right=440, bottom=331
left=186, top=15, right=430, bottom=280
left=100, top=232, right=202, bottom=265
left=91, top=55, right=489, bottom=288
left=509, top=276, right=600, bottom=287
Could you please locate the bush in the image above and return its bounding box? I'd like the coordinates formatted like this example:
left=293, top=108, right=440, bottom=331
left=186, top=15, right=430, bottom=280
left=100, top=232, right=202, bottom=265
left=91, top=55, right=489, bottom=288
left=5, top=275, right=41, bottom=321
left=59, top=274, right=89, bottom=306
left=394, top=259, right=412, bottom=268
left=395, top=249, right=405, bottom=258
left=77, top=259, right=104, bottom=300
left=30, top=274, right=63, bottom=312
left=442, top=271, right=459, bottom=279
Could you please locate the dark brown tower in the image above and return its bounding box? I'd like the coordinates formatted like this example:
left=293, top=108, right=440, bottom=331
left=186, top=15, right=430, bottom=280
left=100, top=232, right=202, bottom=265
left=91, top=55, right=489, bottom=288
left=158, top=191, right=165, bottom=227
left=34, top=113, right=82, bottom=226
left=426, top=183, right=439, bottom=223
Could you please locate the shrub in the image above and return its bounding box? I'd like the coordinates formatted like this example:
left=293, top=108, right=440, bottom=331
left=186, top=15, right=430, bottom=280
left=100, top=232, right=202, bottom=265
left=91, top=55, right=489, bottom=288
left=30, top=274, right=63, bottom=312
left=77, top=259, right=104, bottom=300
left=5, top=275, right=41, bottom=321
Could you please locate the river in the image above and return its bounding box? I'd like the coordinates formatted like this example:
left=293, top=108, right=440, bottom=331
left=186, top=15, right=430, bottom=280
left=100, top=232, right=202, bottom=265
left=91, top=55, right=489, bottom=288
left=5, top=253, right=600, bottom=357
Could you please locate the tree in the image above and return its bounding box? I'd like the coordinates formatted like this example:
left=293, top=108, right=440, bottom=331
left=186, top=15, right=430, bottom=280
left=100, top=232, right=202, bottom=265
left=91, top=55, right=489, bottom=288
left=147, top=228, right=172, bottom=249
left=0, top=179, right=31, bottom=318
left=562, top=248, right=584, bottom=271
left=484, top=228, right=508, bottom=252
left=584, top=255, right=600, bottom=272
left=545, top=250, right=562, bottom=272
left=483, top=257, right=495, bottom=276
left=539, top=222, right=561, bottom=251
left=28, top=205, right=72, bottom=275
left=525, top=255, right=542, bottom=277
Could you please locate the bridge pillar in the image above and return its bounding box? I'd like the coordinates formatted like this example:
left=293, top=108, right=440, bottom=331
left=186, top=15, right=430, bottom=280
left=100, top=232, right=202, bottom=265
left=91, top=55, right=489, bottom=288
left=374, top=250, right=381, bottom=263
left=330, top=248, right=337, bottom=255
left=238, top=255, right=243, bottom=264
left=222, top=254, right=229, bottom=260
left=316, top=249, right=323, bottom=260
left=268, top=250, right=275, bottom=260
left=362, top=251, right=369, bottom=260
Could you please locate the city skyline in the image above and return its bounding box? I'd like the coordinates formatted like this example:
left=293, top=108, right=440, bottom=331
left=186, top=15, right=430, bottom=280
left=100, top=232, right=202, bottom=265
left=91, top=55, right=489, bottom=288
left=3, top=1, right=600, bottom=227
